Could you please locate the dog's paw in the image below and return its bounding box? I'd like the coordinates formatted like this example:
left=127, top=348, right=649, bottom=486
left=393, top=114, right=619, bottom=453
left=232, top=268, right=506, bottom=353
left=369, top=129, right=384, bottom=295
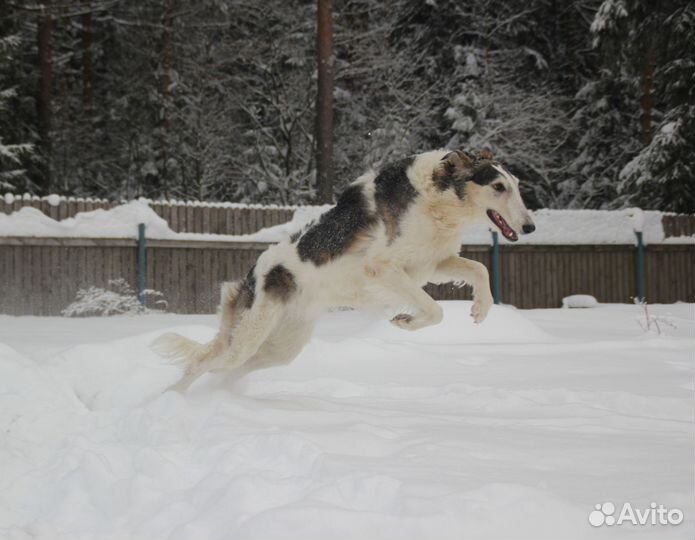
left=471, top=295, right=493, bottom=324
left=390, top=313, right=417, bottom=331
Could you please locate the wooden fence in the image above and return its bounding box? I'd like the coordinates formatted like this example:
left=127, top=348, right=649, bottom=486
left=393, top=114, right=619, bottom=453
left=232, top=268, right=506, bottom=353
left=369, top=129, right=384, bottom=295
left=2, top=199, right=694, bottom=314
left=1, top=237, right=693, bottom=315
left=0, top=197, right=295, bottom=235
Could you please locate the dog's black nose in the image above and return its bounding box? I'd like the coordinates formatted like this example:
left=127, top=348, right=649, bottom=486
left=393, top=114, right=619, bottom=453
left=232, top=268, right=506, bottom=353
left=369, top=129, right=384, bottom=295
left=522, top=223, right=536, bottom=234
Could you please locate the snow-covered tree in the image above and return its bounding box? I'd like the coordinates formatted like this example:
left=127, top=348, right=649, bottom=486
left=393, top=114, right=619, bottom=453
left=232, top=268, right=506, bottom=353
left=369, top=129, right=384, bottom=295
left=445, top=46, right=572, bottom=208
left=616, top=4, right=695, bottom=213
left=1, top=0, right=691, bottom=210
left=562, top=72, right=640, bottom=209
left=0, top=32, right=33, bottom=191
left=579, top=0, right=695, bottom=212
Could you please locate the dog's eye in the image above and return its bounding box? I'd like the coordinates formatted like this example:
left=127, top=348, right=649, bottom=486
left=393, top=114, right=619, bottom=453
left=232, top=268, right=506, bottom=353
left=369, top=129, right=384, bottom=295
left=492, top=183, right=506, bottom=193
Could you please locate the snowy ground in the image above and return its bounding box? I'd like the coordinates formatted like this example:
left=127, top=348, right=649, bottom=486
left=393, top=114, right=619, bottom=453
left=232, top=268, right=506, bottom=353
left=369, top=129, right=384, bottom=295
left=0, top=302, right=693, bottom=540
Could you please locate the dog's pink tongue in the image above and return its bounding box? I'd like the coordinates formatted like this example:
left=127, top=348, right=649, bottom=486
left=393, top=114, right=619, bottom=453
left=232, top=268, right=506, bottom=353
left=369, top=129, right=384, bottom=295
left=496, top=212, right=517, bottom=241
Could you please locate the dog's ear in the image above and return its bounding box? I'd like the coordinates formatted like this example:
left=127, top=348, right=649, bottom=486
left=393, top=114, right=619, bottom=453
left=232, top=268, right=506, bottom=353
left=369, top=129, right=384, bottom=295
left=441, top=150, right=475, bottom=173
left=433, top=150, right=475, bottom=195
left=478, top=148, right=494, bottom=161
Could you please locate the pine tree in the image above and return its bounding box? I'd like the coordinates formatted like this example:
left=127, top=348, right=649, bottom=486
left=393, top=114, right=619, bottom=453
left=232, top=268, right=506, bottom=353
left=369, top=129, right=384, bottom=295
left=587, top=0, right=695, bottom=212
left=0, top=32, right=33, bottom=190
left=617, top=4, right=695, bottom=213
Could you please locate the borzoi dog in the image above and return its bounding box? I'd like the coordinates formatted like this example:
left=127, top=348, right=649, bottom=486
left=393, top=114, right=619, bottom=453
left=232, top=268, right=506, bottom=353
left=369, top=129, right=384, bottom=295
left=156, top=148, right=535, bottom=391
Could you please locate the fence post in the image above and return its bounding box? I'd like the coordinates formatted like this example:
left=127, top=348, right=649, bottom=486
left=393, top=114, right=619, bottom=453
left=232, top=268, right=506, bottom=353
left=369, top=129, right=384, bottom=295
left=635, top=230, right=646, bottom=303
left=137, top=223, right=147, bottom=305
left=491, top=231, right=501, bottom=304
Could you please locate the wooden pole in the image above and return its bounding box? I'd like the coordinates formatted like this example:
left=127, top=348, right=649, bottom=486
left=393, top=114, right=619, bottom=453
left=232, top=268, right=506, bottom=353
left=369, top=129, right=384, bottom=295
left=36, top=1, right=53, bottom=194
left=491, top=231, right=501, bottom=304
left=635, top=231, right=646, bottom=303
left=137, top=223, right=147, bottom=305
left=315, top=0, right=334, bottom=204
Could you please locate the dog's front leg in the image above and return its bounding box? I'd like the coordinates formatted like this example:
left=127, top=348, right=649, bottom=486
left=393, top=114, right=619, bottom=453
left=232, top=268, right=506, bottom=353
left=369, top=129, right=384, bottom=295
left=432, top=257, right=494, bottom=323
left=368, top=267, right=443, bottom=331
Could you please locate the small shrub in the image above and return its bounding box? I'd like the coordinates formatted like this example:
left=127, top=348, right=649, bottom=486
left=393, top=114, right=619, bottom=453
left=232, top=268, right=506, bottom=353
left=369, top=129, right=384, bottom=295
left=62, top=278, right=167, bottom=317
left=635, top=301, right=677, bottom=335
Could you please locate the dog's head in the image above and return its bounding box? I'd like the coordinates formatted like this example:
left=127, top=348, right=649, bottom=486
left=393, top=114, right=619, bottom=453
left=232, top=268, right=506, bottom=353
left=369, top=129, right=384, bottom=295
left=433, top=149, right=535, bottom=241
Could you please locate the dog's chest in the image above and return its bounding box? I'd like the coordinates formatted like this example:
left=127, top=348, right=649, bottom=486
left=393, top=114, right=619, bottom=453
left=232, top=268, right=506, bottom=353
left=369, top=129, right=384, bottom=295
left=384, top=212, right=461, bottom=283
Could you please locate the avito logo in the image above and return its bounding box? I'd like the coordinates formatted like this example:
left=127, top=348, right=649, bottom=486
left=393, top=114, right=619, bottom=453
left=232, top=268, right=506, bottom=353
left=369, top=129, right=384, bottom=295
left=589, top=502, right=683, bottom=528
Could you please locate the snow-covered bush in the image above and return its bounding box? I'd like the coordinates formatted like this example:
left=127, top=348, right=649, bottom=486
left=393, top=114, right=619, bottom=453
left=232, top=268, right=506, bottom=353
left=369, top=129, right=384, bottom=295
left=62, top=279, right=166, bottom=317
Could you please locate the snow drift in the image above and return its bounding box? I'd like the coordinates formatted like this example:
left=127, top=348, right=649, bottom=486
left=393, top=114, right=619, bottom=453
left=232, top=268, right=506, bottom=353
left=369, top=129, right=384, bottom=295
left=0, top=302, right=693, bottom=539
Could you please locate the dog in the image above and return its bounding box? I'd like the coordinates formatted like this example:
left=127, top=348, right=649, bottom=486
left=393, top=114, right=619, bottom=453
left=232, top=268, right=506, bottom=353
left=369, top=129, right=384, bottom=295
left=156, top=148, right=535, bottom=392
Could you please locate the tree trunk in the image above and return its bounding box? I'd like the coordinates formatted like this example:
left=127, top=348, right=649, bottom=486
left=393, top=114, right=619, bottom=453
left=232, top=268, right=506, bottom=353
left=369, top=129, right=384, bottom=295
left=315, top=0, right=334, bottom=204
left=158, top=0, right=174, bottom=199
left=81, top=0, right=93, bottom=109
left=36, top=1, right=53, bottom=194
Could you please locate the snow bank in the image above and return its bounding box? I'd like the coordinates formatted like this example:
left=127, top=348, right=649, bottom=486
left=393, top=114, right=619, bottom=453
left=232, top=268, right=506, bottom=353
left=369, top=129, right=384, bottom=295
left=234, top=205, right=331, bottom=243
left=562, top=294, right=599, bottom=308
left=1, top=195, right=693, bottom=245
left=457, top=208, right=668, bottom=245
left=0, top=200, right=176, bottom=240
left=0, top=198, right=325, bottom=242
left=1, top=191, right=296, bottom=210
left=0, top=302, right=693, bottom=539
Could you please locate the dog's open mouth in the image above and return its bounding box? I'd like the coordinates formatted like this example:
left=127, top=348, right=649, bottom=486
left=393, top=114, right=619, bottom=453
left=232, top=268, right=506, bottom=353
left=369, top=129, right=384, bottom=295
left=487, top=210, right=518, bottom=242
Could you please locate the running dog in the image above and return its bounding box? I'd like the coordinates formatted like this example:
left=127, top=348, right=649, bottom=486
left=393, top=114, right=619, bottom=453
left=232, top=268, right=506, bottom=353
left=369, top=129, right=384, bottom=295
left=156, top=148, right=536, bottom=391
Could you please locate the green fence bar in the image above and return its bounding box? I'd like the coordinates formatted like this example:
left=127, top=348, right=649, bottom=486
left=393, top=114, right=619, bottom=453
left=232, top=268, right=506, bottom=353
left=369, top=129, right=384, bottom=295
left=635, top=230, right=646, bottom=303
left=137, top=223, right=147, bottom=305
left=491, top=231, right=501, bottom=305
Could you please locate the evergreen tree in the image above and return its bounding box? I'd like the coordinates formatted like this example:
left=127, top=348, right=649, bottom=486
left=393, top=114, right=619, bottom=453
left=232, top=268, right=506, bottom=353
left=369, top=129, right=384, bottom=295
left=617, top=4, right=695, bottom=212
left=0, top=32, right=33, bottom=190
left=581, top=0, right=695, bottom=212
left=0, top=0, right=692, bottom=210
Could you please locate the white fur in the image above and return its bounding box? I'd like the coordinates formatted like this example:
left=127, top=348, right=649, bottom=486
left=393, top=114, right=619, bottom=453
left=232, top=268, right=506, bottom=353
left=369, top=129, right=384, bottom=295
left=157, top=149, right=533, bottom=392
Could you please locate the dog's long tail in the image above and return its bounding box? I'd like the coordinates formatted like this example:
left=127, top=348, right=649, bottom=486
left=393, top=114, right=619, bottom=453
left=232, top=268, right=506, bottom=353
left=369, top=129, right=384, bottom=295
left=153, top=281, right=242, bottom=370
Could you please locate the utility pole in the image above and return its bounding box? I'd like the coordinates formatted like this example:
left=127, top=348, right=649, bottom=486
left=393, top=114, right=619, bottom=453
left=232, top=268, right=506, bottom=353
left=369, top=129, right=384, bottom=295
left=315, top=0, right=334, bottom=203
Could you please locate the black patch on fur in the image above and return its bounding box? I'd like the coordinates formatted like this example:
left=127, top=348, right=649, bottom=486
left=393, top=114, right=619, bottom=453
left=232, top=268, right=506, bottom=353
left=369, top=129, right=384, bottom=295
left=374, top=157, right=419, bottom=242
left=263, top=264, right=297, bottom=302
left=433, top=153, right=469, bottom=199
left=237, top=265, right=256, bottom=309
left=297, top=184, right=377, bottom=265
left=432, top=157, right=458, bottom=192
left=289, top=229, right=302, bottom=243
left=470, top=164, right=500, bottom=185
left=433, top=151, right=503, bottom=198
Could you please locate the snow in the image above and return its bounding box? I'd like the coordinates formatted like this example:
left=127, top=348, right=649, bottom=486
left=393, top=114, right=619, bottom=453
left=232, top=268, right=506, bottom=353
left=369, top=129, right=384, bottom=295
left=562, top=294, right=599, bottom=308
left=1, top=192, right=296, bottom=211
left=45, top=193, right=61, bottom=207
left=630, top=207, right=645, bottom=232
left=0, top=200, right=175, bottom=240
left=0, top=197, right=692, bottom=245
left=487, top=208, right=667, bottom=245
left=0, top=302, right=693, bottom=539
left=0, top=198, right=322, bottom=242
left=235, top=205, right=331, bottom=243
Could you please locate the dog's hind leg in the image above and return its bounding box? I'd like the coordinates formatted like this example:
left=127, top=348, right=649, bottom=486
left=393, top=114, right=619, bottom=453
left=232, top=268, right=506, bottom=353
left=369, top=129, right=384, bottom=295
left=169, top=295, right=286, bottom=392
left=235, top=314, right=316, bottom=377
left=215, top=297, right=285, bottom=369
left=159, top=281, right=243, bottom=393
